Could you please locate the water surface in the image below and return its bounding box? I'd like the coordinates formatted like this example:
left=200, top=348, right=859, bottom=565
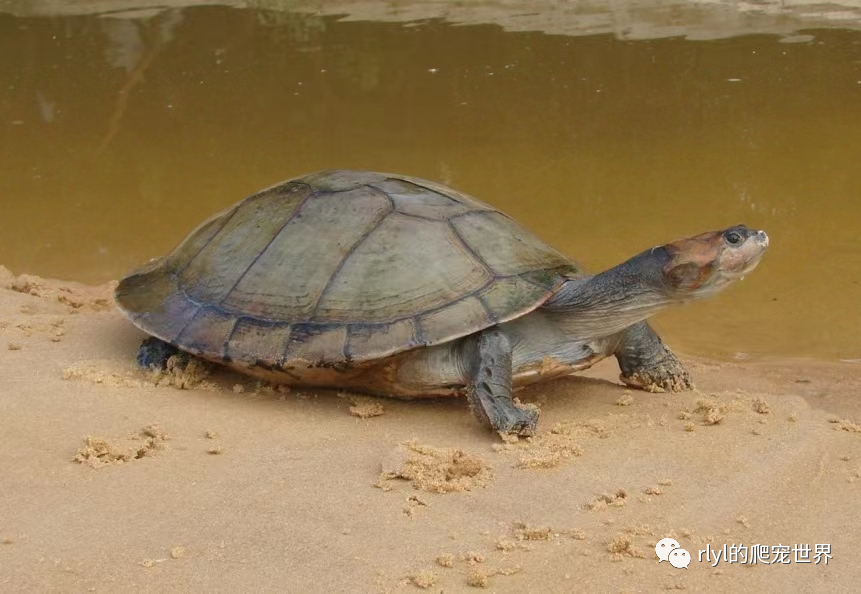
left=1, top=6, right=860, bottom=360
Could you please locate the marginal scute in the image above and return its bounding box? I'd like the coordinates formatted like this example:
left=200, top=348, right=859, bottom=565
left=137, top=291, right=200, bottom=343
left=226, top=319, right=292, bottom=366
left=114, top=265, right=175, bottom=314
left=283, top=324, right=349, bottom=364
left=115, top=264, right=200, bottom=344
left=346, top=319, right=418, bottom=362
left=416, top=296, right=491, bottom=346
left=176, top=307, right=236, bottom=356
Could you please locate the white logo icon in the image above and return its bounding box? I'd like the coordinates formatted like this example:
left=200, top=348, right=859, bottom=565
left=655, top=537, right=680, bottom=562
left=669, top=549, right=691, bottom=569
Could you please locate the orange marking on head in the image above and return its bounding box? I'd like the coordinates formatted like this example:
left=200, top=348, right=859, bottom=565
left=662, top=231, right=723, bottom=291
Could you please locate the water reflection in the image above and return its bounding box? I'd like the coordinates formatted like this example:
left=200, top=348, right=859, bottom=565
left=97, top=10, right=184, bottom=155
left=0, top=6, right=859, bottom=360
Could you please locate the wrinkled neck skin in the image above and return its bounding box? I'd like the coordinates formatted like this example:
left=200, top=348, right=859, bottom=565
left=542, top=247, right=684, bottom=341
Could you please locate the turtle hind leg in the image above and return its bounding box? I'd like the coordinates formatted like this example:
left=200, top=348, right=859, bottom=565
left=614, top=321, right=693, bottom=393
left=136, top=336, right=187, bottom=370
left=463, top=327, right=538, bottom=436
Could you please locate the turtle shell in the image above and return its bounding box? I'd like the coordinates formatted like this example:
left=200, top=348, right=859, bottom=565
left=115, top=170, right=582, bottom=368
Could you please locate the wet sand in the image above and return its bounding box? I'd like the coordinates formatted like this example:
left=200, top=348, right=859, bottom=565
left=1, top=265, right=859, bottom=591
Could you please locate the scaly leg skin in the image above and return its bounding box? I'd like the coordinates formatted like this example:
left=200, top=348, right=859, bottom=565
left=463, top=327, right=539, bottom=436
left=137, top=336, right=187, bottom=370
left=614, top=321, right=693, bottom=393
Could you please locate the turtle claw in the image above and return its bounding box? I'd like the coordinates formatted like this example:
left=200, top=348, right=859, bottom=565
left=619, top=369, right=694, bottom=392
left=614, top=322, right=694, bottom=394
left=493, top=401, right=539, bottom=437
left=620, top=351, right=693, bottom=393
left=468, top=384, right=540, bottom=437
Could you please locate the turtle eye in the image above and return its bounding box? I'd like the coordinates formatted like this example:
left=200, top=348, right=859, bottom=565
left=725, top=230, right=743, bottom=245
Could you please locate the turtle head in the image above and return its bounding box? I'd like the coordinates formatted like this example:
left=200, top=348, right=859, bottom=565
left=543, top=224, right=768, bottom=341
left=659, top=225, right=769, bottom=300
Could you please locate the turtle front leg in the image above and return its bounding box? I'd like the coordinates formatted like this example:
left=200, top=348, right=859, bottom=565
left=462, top=327, right=538, bottom=436
left=613, top=321, right=693, bottom=393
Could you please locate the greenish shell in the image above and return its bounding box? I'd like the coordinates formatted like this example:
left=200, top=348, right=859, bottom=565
left=115, top=170, right=582, bottom=368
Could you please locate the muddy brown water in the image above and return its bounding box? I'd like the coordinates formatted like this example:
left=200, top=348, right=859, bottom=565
left=1, top=6, right=860, bottom=361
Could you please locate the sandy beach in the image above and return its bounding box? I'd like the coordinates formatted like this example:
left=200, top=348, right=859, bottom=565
left=1, top=264, right=859, bottom=592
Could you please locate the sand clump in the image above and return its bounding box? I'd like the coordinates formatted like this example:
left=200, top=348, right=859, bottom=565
left=512, top=521, right=555, bottom=542
left=496, top=522, right=558, bottom=552
left=349, top=401, right=385, bottom=418
left=407, top=561, right=519, bottom=590
left=406, top=569, right=437, bottom=589
left=6, top=317, right=67, bottom=344
left=341, top=393, right=386, bottom=419
left=149, top=355, right=213, bottom=390
left=204, top=430, right=222, bottom=455
left=3, top=267, right=112, bottom=312
left=752, top=397, right=771, bottom=414
left=74, top=424, right=168, bottom=468
left=495, top=538, right=519, bottom=552
left=428, top=547, right=520, bottom=590
left=464, top=566, right=521, bottom=589
left=63, top=356, right=217, bottom=392
left=466, top=570, right=490, bottom=588
left=830, top=417, right=861, bottom=432
left=515, top=433, right=584, bottom=469
left=607, top=533, right=647, bottom=560
left=493, top=421, right=590, bottom=469
left=587, top=489, right=629, bottom=511
left=678, top=393, right=754, bottom=427
left=615, top=392, right=634, bottom=406
left=378, top=441, right=491, bottom=493
left=74, top=437, right=131, bottom=466
left=694, top=399, right=727, bottom=425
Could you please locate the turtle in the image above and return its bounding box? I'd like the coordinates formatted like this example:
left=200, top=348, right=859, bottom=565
left=115, top=169, right=769, bottom=436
